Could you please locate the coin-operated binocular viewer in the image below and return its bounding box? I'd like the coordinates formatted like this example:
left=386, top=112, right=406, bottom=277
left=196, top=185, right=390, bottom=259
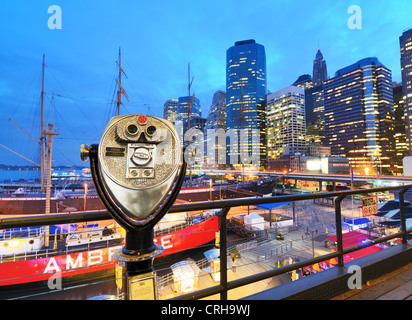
left=80, top=114, right=186, bottom=300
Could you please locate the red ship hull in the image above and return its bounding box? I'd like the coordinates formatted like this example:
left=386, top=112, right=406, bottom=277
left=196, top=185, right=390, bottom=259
left=0, top=215, right=219, bottom=289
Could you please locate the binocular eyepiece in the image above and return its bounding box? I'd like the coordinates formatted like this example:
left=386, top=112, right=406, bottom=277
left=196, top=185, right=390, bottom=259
left=81, top=114, right=182, bottom=224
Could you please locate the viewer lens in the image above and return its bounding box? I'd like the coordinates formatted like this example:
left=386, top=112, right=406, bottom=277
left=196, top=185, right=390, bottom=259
left=146, top=126, right=156, bottom=135
left=128, top=124, right=138, bottom=135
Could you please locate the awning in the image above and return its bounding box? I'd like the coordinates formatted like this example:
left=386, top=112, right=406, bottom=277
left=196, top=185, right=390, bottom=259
left=345, top=246, right=380, bottom=261
left=382, top=209, right=400, bottom=219
left=327, top=230, right=369, bottom=247
left=256, top=202, right=292, bottom=210
left=345, top=218, right=371, bottom=226
left=378, top=200, right=400, bottom=212
left=203, top=248, right=219, bottom=262
left=327, top=231, right=381, bottom=262
left=379, top=207, right=412, bottom=220
left=379, top=220, right=401, bottom=227
left=378, top=218, right=412, bottom=229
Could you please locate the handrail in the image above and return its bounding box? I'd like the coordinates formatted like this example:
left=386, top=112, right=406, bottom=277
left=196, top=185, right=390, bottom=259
left=1, top=184, right=412, bottom=300
left=1, top=185, right=408, bottom=228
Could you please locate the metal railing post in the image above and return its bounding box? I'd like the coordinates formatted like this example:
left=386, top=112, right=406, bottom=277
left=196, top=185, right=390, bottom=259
left=219, top=207, right=230, bottom=300
left=334, top=194, right=346, bottom=268
left=399, top=188, right=409, bottom=244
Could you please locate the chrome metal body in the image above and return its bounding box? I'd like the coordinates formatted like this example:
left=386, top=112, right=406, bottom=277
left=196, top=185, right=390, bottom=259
left=97, top=115, right=181, bottom=222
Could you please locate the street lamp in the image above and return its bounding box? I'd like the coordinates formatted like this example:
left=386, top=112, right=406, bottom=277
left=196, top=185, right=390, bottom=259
left=209, top=179, right=213, bottom=201
left=305, top=228, right=315, bottom=257
left=83, top=183, right=88, bottom=211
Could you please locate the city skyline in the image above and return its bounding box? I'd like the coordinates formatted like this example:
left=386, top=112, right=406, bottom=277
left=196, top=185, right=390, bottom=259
left=1, top=1, right=412, bottom=166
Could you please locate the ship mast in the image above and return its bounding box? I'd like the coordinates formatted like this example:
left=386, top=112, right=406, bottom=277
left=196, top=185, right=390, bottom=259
left=187, top=63, right=195, bottom=187
left=40, top=54, right=46, bottom=192
left=115, top=47, right=129, bottom=115
left=44, top=122, right=58, bottom=247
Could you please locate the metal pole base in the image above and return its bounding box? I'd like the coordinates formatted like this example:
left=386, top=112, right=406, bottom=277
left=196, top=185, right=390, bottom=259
left=113, top=244, right=163, bottom=263
left=113, top=245, right=163, bottom=300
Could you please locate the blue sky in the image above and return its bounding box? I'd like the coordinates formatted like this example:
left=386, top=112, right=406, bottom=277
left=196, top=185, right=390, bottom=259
left=0, top=0, right=411, bottom=167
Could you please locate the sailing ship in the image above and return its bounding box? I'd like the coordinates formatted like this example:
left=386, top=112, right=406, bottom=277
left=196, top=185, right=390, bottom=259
left=0, top=51, right=224, bottom=294
left=0, top=51, right=231, bottom=215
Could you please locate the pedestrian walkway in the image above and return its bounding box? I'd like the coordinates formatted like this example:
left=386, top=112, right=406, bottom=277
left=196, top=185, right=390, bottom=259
left=157, top=226, right=332, bottom=300
left=158, top=197, right=377, bottom=300
left=158, top=247, right=289, bottom=300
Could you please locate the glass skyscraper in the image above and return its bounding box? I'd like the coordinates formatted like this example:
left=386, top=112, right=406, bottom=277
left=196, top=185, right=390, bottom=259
left=393, top=83, right=407, bottom=172
left=174, top=96, right=201, bottom=149
left=400, top=28, right=412, bottom=155
left=163, top=99, right=178, bottom=126
left=226, top=39, right=267, bottom=169
left=175, top=96, right=201, bottom=131
left=204, top=90, right=226, bottom=168
left=324, top=57, right=395, bottom=174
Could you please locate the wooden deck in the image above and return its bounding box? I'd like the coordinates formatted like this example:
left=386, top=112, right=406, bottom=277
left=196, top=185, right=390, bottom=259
left=333, top=261, right=412, bottom=300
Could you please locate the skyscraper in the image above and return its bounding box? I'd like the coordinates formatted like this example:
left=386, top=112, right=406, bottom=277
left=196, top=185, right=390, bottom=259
left=205, top=90, right=226, bottom=131
left=226, top=39, right=267, bottom=169
left=175, top=96, right=201, bottom=131
left=324, top=57, right=395, bottom=174
left=393, top=82, right=407, bottom=172
left=266, top=86, right=306, bottom=159
left=174, top=96, right=201, bottom=149
left=400, top=28, right=412, bottom=155
left=163, top=99, right=178, bottom=125
left=204, top=90, right=226, bottom=168
left=312, top=48, right=328, bottom=86
left=293, top=74, right=325, bottom=145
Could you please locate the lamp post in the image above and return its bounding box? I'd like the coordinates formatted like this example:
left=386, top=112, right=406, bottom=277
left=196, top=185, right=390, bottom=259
left=305, top=228, right=315, bottom=257
left=83, top=183, right=87, bottom=211
left=209, top=179, right=213, bottom=201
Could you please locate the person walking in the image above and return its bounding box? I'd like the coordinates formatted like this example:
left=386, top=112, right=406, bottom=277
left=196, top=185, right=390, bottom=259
left=232, top=258, right=237, bottom=273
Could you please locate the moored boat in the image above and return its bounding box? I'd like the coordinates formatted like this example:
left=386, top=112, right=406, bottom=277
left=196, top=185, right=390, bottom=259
left=0, top=210, right=219, bottom=291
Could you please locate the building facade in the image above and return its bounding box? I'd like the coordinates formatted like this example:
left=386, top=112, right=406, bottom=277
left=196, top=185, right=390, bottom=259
left=400, top=28, right=412, bottom=155
left=312, top=48, right=328, bottom=87
left=175, top=96, right=201, bottom=131
left=266, top=86, right=306, bottom=160
left=324, top=57, right=395, bottom=174
left=226, top=39, right=267, bottom=169
left=204, top=90, right=226, bottom=168
left=163, top=99, right=178, bottom=125
left=293, top=72, right=325, bottom=145
left=393, top=82, right=408, bottom=172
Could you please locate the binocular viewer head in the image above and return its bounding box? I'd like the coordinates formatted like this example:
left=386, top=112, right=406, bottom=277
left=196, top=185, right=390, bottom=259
left=81, top=114, right=182, bottom=225
left=115, top=114, right=166, bottom=145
